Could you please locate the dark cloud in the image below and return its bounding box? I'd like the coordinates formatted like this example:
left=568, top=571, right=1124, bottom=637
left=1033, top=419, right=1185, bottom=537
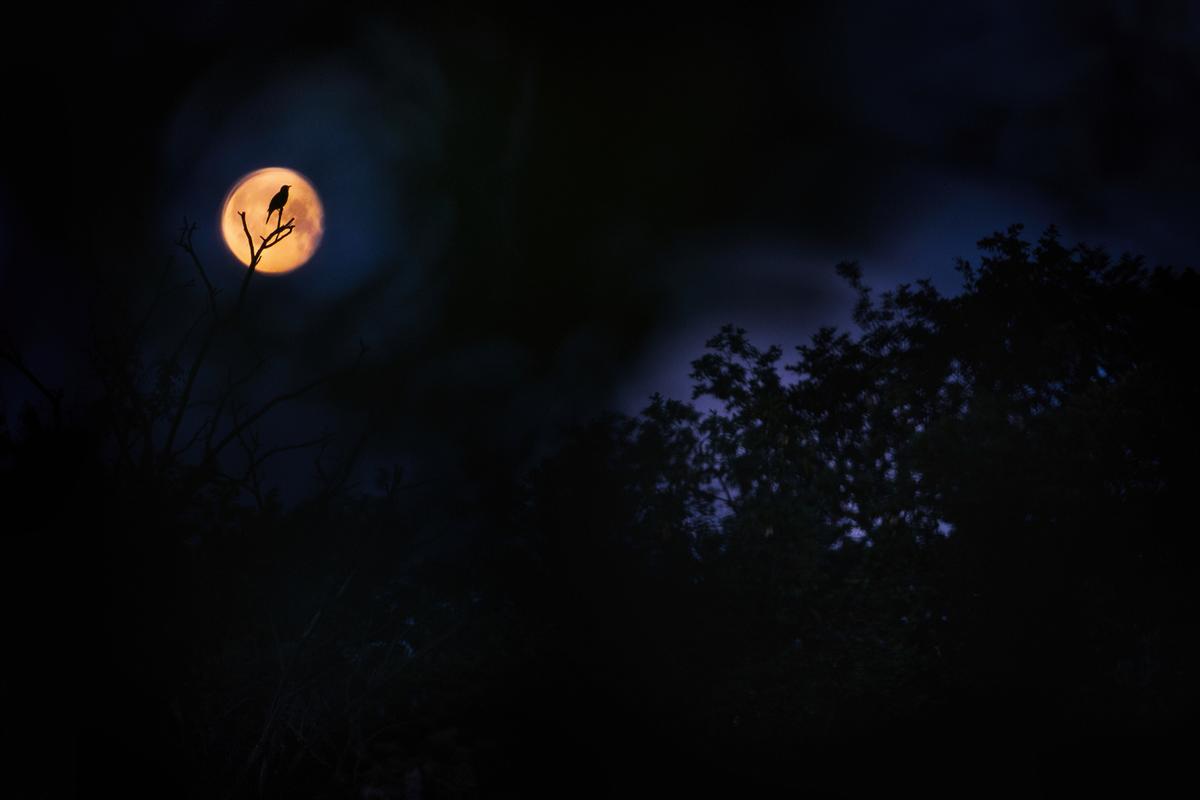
left=5, top=1, right=1200, bottom=494
left=821, top=0, right=1200, bottom=258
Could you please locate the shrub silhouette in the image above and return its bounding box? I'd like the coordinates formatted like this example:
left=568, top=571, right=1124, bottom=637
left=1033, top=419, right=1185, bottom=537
left=512, top=224, right=1200, bottom=793
left=3, top=223, right=1197, bottom=797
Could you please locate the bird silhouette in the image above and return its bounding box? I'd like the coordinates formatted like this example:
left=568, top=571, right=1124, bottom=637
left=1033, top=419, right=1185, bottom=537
left=266, top=184, right=290, bottom=227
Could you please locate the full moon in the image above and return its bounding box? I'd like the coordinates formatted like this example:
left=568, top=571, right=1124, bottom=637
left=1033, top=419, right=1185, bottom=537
left=220, top=167, right=324, bottom=274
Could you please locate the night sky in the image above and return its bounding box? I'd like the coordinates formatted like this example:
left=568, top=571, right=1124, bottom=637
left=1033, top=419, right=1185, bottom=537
left=7, top=1, right=1200, bottom=496
left=5, top=3, right=1200, bottom=796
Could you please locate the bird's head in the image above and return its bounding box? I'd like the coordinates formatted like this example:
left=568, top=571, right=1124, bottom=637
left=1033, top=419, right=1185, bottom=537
left=282, top=184, right=291, bottom=191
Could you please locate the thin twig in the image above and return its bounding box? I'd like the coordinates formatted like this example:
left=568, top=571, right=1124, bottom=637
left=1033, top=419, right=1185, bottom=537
left=202, top=358, right=266, bottom=456
left=235, top=212, right=294, bottom=318
left=0, top=342, right=63, bottom=429
left=177, top=218, right=219, bottom=318
left=209, top=370, right=337, bottom=460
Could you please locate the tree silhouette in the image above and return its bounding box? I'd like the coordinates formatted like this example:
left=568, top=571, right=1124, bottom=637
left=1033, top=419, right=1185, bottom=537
left=0, top=206, right=375, bottom=795
left=514, top=224, right=1200, bottom=792
left=4, top=222, right=1196, bottom=797
left=81, top=207, right=366, bottom=519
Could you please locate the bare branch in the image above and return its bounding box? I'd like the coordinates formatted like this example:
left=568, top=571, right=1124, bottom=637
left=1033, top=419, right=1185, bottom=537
left=132, top=253, right=182, bottom=342
left=232, top=421, right=266, bottom=509
left=312, top=426, right=370, bottom=504
left=209, top=370, right=336, bottom=460
left=176, top=217, right=219, bottom=318
left=164, top=205, right=291, bottom=463
left=250, top=435, right=332, bottom=473
left=0, top=340, right=63, bottom=429
left=165, top=304, right=212, bottom=378
left=162, top=328, right=215, bottom=462
left=174, top=414, right=215, bottom=460
left=234, top=212, right=295, bottom=318
left=236, top=211, right=260, bottom=318
left=202, top=358, right=266, bottom=456
left=130, top=204, right=338, bottom=506
left=259, top=220, right=294, bottom=248
left=209, top=340, right=366, bottom=463
left=241, top=431, right=333, bottom=510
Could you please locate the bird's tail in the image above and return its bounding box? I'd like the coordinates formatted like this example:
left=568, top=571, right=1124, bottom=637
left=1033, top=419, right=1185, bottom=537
left=266, top=210, right=271, bottom=224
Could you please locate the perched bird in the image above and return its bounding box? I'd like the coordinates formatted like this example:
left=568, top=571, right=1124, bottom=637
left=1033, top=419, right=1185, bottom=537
left=266, top=184, right=290, bottom=227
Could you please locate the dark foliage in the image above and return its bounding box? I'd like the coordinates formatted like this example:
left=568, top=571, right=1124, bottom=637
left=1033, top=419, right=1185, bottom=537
left=4, top=225, right=1197, bottom=797
left=512, top=225, right=1200, bottom=795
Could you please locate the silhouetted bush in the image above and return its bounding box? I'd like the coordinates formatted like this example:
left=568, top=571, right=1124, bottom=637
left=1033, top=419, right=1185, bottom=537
left=6, top=224, right=1197, bottom=797
left=509, top=225, right=1200, bottom=794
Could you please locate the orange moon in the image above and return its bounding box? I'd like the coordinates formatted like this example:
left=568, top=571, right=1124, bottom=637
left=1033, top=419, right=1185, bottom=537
left=220, top=167, right=324, bottom=274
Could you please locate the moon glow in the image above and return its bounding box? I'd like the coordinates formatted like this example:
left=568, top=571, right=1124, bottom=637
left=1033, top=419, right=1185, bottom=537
left=220, top=167, right=324, bottom=274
